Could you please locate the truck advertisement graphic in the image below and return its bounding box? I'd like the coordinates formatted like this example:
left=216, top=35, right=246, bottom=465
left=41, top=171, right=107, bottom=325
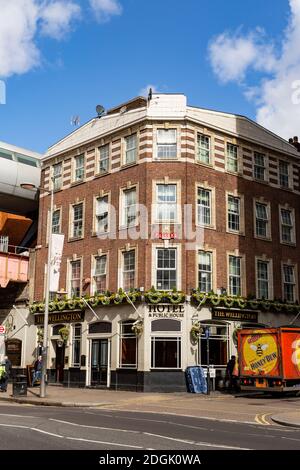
left=238, top=327, right=300, bottom=392
left=239, top=330, right=280, bottom=376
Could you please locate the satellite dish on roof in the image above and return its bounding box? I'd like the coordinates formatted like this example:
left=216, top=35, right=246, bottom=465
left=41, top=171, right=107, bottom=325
left=96, top=105, right=105, bottom=118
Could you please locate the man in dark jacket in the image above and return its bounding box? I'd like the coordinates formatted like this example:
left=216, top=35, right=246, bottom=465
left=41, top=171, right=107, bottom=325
left=225, top=355, right=237, bottom=392
left=0, top=356, right=12, bottom=392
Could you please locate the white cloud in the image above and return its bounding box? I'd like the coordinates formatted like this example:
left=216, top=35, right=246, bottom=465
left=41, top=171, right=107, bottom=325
left=208, top=29, right=277, bottom=84
left=208, top=0, right=300, bottom=139
left=0, top=0, right=123, bottom=78
left=139, top=84, right=158, bottom=97
left=0, top=0, right=40, bottom=77
left=40, top=1, right=81, bottom=40
left=89, top=0, right=122, bottom=23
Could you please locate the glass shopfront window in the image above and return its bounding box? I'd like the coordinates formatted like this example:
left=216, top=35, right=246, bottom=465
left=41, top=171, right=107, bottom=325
left=119, top=320, right=137, bottom=368
left=198, top=322, right=229, bottom=367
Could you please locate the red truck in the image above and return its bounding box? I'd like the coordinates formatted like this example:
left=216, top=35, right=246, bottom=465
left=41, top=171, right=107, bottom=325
left=237, top=327, right=300, bottom=393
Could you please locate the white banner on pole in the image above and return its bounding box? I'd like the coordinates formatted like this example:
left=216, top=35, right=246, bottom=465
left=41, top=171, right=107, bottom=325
left=49, top=234, right=64, bottom=292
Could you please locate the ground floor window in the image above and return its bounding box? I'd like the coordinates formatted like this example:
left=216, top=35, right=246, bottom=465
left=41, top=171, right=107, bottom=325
left=151, top=337, right=181, bottom=369
left=119, top=320, right=137, bottom=368
left=198, top=323, right=229, bottom=367
left=72, top=323, right=82, bottom=367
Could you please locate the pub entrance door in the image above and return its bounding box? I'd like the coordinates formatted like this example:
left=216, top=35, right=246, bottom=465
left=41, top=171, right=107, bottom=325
left=91, top=339, right=108, bottom=386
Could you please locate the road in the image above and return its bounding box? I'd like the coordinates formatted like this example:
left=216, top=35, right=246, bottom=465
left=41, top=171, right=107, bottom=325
left=0, top=402, right=299, bottom=451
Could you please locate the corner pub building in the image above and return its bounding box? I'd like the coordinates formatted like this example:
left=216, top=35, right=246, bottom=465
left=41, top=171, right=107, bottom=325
left=31, top=93, right=300, bottom=392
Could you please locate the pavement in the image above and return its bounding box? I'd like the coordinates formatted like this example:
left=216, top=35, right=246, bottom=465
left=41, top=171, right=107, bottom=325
left=0, top=383, right=300, bottom=428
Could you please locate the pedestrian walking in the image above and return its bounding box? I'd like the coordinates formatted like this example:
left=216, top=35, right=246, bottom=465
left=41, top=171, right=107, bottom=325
left=0, top=356, right=12, bottom=392
left=32, top=355, right=42, bottom=386
left=225, top=355, right=238, bottom=392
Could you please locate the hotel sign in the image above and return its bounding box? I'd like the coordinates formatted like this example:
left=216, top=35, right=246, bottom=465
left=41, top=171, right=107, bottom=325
left=212, top=310, right=258, bottom=322
left=148, top=304, right=184, bottom=318
left=34, top=311, right=85, bottom=325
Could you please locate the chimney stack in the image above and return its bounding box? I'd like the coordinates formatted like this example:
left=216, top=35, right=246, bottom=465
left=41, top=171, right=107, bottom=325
left=289, top=136, right=300, bottom=151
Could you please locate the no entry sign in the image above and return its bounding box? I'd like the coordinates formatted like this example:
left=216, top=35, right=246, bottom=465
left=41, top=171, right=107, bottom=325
left=0, top=325, right=5, bottom=335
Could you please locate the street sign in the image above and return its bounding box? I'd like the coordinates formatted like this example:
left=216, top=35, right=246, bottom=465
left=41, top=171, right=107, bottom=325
left=0, top=325, right=5, bottom=335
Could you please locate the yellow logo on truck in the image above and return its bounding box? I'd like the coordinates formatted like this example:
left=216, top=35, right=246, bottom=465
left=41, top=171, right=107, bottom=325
left=243, top=334, right=278, bottom=375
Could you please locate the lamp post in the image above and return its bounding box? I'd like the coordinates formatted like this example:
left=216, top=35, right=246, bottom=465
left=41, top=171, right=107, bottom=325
left=205, top=326, right=210, bottom=395
left=21, top=181, right=54, bottom=398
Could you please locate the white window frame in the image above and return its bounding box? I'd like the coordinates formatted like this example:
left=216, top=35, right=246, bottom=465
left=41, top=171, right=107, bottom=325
left=121, top=249, right=136, bottom=291
left=155, top=247, right=177, bottom=291
left=156, top=183, right=178, bottom=223
left=120, top=187, right=137, bottom=228
left=119, top=320, right=137, bottom=369
left=69, top=201, right=85, bottom=240
left=279, top=206, right=296, bottom=245
left=282, top=263, right=297, bottom=303
left=151, top=336, right=182, bottom=369
left=52, top=163, right=62, bottom=191
left=228, top=255, right=242, bottom=296
left=156, top=128, right=177, bottom=160
left=98, top=144, right=110, bottom=175
left=227, top=194, right=243, bottom=234
left=253, top=152, right=266, bottom=182
left=71, top=323, right=82, bottom=367
left=92, top=254, right=108, bottom=294
left=197, top=133, right=211, bottom=165
left=226, top=143, right=238, bottom=173
left=95, top=195, right=109, bottom=235
left=124, top=134, right=137, bottom=165
left=254, top=200, right=271, bottom=240
left=73, top=154, right=85, bottom=183
left=68, top=258, right=82, bottom=298
left=256, top=258, right=273, bottom=300
left=198, top=250, right=213, bottom=293
left=279, top=160, right=290, bottom=188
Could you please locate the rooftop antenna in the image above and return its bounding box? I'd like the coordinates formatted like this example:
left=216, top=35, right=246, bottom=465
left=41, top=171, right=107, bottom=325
left=148, top=87, right=153, bottom=102
left=96, top=104, right=105, bottom=118
left=71, top=115, right=80, bottom=127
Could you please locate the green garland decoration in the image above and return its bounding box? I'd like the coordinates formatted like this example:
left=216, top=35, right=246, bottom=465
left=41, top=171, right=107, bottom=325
left=100, top=295, right=111, bottom=305
left=210, top=295, right=221, bottom=306
left=236, top=297, right=247, bottom=309
left=224, top=297, right=235, bottom=308
left=57, top=300, right=66, bottom=311
left=167, top=291, right=185, bottom=304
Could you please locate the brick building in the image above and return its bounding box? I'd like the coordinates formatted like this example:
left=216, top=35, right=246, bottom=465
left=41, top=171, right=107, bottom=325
left=32, top=93, right=300, bottom=391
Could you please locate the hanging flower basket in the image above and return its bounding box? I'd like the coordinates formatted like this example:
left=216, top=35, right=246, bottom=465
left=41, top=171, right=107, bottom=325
left=76, top=299, right=85, bottom=309
left=190, top=322, right=202, bottom=342
left=131, top=320, right=143, bottom=336
left=58, top=326, right=70, bottom=342
left=37, top=303, right=45, bottom=313
left=192, top=291, right=207, bottom=305
left=30, top=304, right=37, bottom=314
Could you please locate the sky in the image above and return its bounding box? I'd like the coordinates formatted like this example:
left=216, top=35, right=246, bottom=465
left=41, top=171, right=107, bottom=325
left=0, top=0, right=298, bottom=154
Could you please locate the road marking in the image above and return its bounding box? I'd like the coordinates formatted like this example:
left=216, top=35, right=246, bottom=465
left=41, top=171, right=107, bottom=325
left=65, top=436, right=143, bottom=449
left=255, top=414, right=271, bottom=425
left=0, top=413, right=37, bottom=419
left=144, top=432, right=250, bottom=450
left=0, top=423, right=143, bottom=449
left=49, top=418, right=139, bottom=434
